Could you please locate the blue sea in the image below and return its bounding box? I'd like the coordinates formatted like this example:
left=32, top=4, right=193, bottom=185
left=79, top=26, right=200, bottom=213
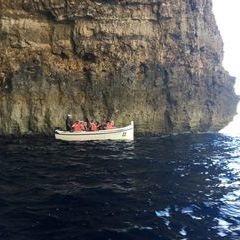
left=0, top=134, right=240, bottom=240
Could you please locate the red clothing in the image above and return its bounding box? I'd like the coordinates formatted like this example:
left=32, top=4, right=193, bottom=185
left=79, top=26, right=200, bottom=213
left=72, top=122, right=81, bottom=132
left=105, top=123, right=110, bottom=129
left=90, top=123, right=97, bottom=131
left=106, top=122, right=116, bottom=129
left=110, top=122, right=116, bottom=128
left=80, top=123, right=86, bottom=131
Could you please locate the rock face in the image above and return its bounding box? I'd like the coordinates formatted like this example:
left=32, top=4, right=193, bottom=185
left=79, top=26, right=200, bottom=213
left=0, top=0, right=238, bottom=134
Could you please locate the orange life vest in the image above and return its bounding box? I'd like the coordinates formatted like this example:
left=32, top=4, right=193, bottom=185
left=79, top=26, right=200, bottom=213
left=106, top=122, right=113, bottom=129
left=72, top=122, right=81, bottom=132
left=80, top=123, right=86, bottom=131
left=110, top=121, right=116, bottom=128
left=90, top=123, right=97, bottom=131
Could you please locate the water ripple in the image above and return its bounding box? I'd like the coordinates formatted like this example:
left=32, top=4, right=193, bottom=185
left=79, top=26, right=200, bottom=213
left=0, top=134, right=240, bottom=239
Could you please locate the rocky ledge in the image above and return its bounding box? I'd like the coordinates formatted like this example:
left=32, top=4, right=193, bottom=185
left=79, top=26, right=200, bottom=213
left=0, top=0, right=238, bottom=134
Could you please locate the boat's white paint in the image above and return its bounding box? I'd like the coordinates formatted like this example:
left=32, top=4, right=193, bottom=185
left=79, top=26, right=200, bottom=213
left=55, top=121, right=134, bottom=141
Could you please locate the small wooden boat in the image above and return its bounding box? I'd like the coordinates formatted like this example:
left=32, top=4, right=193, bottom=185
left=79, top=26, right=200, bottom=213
left=55, top=121, right=134, bottom=141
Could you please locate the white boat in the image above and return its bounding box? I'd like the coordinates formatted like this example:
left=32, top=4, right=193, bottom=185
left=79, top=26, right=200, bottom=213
left=55, top=121, right=134, bottom=141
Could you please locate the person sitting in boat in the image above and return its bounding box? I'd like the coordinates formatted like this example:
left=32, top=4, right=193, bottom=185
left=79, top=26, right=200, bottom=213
left=72, top=120, right=81, bottom=132
left=96, top=121, right=101, bottom=130
left=90, top=120, right=98, bottom=131
left=110, top=120, right=116, bottom=128
left=84, top=118, right=91, bottom=131
left=79, top=121, right=86, bottom=131
left=66, top=114, right=73, bottom=131
left=106, top=120, right=116, bottom=129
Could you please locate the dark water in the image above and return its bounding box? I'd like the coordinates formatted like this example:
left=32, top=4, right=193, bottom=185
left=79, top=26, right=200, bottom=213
left=0, top=134, right=240, bottom=240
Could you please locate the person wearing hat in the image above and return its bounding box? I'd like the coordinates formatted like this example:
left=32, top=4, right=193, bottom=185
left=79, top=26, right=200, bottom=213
left=66, top=114, right=73, bottom=131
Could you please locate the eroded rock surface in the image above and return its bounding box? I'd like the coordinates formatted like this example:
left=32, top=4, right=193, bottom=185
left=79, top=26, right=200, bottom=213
left=0, top=0, right=238, bottom=134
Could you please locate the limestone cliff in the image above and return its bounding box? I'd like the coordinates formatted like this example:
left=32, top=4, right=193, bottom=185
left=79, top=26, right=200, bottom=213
left=0, top=0, right=238, bottom=134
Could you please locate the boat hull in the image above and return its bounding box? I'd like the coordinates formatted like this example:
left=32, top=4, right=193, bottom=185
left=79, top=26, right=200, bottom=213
left=55, top=121, right=134, bottom=141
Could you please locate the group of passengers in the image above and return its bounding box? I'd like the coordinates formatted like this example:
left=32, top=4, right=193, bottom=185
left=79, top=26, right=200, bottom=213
left=66, top=114, right=116, bottom=132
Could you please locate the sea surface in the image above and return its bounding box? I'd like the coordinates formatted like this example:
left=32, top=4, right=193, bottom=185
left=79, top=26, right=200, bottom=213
left=0, top=134, right=240, bottom=240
